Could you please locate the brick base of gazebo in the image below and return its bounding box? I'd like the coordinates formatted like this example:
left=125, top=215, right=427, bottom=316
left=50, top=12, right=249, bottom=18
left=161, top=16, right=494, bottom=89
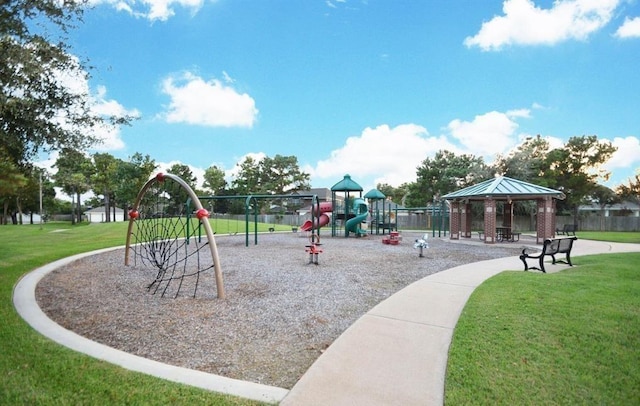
left=448, top=197, right=557, bottom=245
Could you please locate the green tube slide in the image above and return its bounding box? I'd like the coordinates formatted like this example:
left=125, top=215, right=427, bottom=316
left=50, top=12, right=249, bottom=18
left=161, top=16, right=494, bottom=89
left=346, top=198, right=369, bottom=235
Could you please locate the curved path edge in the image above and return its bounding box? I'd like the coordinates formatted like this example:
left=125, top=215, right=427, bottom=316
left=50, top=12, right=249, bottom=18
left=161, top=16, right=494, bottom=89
left=280, top=238, right=640, bottom=406
left=12, top=246, right=289, bottom=405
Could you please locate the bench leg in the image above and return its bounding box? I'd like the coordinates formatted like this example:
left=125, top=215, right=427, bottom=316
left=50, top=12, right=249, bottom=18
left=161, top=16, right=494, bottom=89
left=539, top=256, right=546, bottom=273
left=519, top=255, right=529, bottom=271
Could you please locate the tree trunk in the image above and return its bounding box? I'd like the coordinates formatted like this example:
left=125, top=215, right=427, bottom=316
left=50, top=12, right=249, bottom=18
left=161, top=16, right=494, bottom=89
left=76, top=192, right=83, bottom=224
left=104, top=189, right=110, bottom=222
left=2, top=201, right=8, bottom=225
left=16, top=197, right=23, bottom=225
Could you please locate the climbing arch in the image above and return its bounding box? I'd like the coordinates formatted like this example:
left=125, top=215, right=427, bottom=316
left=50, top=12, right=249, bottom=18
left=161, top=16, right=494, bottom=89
left=125, top=173, right=225, bottom=299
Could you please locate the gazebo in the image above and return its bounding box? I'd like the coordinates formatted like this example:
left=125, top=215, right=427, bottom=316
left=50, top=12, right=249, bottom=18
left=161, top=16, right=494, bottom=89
left=442, top=176, right=565, bottom=244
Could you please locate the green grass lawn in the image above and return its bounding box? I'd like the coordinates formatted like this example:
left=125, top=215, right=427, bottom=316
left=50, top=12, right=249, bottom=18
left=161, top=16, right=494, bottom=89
left=0, top=221, right=280, bottom=405
left=573, top=230, right=640, bottom=244
left=445, top=251, right=640, bottom=405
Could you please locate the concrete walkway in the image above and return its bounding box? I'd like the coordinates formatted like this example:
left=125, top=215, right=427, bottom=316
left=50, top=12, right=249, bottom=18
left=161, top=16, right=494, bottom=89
left=13, top=239, right=640, bottom=405
left=280, top=238, right=640, bottom=405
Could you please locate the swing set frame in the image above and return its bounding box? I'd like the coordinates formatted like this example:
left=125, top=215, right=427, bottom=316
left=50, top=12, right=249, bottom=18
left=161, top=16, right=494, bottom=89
left=191, top=193, right=323, bottom=247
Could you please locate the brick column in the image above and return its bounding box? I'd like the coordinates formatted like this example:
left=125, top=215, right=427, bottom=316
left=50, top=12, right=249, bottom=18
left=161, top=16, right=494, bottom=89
left=484, top=199, right=496, bottom=244
left=450, top=201, right=460, bottom=240
left=536, top=197, right=555, bottom=244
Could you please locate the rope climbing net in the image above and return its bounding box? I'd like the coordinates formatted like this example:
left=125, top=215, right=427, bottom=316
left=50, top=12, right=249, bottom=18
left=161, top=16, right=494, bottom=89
left=125, top=173, right=225, bottom=299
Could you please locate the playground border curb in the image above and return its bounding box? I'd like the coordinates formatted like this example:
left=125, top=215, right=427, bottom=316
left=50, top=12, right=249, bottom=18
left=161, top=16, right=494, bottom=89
left=12, top=245, right=289, bottom=405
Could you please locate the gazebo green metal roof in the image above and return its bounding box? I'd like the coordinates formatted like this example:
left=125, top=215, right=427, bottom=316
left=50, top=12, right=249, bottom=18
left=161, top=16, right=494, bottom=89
left=442, top=176, right=565, bottom=201
left=364, top=188, right=386, bottom=199
left=331, top=174, right=363, bottom=192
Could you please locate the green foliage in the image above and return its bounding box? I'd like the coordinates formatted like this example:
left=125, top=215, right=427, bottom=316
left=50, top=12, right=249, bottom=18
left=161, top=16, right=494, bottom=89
left=494, top=135, right=550, bottom=182
left=0, top=0, right=126, bottom=167
left=203, top=165, right=227, bottom=195
left=53, top=148, right=94, bottom=224
left=91, top=153, right=118, bottom=221
left=113, top=153, right=157, bottom=215
left=616, top=173, right=640, bottom=205
left=541, top=135, right=616, bottom=215
left=446, top=253, right=640, bottom=405
left=407, top=150, right=491, bottom=206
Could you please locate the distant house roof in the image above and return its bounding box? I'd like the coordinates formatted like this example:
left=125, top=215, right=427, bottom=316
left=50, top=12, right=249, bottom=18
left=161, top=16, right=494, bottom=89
left=442, top=176, right=565, bottom=201
left=579, top=200, right=640, bottom=212
left=84, top=206, right=124, bottom=213
left=293, top=188, right=332, bottom=201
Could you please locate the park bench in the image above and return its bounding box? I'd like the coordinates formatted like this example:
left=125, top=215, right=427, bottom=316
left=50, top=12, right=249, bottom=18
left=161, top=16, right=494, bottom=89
left=556, top=223, right=577, bottom=236
left=519, top=236, right=577, bottom=273
left=478, top=230, right=521, bottom=242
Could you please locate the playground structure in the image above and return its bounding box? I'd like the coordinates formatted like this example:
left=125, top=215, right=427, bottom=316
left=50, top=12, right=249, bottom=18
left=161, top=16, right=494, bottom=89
left=124, top=173, right=225, bottom=299
left=300, top=198, right=369, bottom=238
left=195, top=193, right=324, bottom=247
left=122, top=172, right=441, bottom=300
left=300, top=201, right=333, bottom=232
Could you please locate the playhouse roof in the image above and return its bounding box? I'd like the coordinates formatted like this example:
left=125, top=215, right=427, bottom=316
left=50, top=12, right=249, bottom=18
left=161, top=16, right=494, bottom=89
left=331, top=174, right=363, bottom=192
left=442, top=176, right=565, bottom=201
left=364, top=188, right=386, bottom=199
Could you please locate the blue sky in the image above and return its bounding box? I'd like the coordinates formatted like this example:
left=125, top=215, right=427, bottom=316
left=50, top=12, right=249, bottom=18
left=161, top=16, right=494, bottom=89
left=43, top=0, right=640, bottom=194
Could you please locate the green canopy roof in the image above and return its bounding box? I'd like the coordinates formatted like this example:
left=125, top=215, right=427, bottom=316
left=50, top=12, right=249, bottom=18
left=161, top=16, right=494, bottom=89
left=442, top=176, right=565, bottom=201
left=331, top=174, right=363, bottom=192
left=364, top=188, right=386, bottom=199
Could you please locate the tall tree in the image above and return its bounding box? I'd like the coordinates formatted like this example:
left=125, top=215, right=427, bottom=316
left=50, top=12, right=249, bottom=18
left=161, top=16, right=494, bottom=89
left=54, top=148, right=94, bottom=224
left=259, top=155, right=311, bottom=195
left=494, top=135, right=550, bottom=183
left=541, top=135, right=616, bottom=220
left=167, top=163, right=197, bottom=215
left=616, top=173, right=640, bottom=207
left=407, top=150, right=491, bottom=207
left=589, top=184, right=619, bottom=231
left=113, top=153, right=156, bottom=219
left=91, top=153, right=118, bottom=221
left=13, top=165, right=55, bottom=225
left=203, top=165, right=227, bottom=195
left=0, top=147, right=27, bottom=224
left=1, top=0, right=131, bottom=168
left=375, top=183, right=411, bottom=205
left=231, top=156, right=263, bottom=195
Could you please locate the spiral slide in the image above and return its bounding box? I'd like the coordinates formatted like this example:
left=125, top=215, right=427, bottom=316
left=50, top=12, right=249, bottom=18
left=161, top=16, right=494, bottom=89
left=346, top=198, right=369, bottom=236
left=299, top=202, right=333, bottom=232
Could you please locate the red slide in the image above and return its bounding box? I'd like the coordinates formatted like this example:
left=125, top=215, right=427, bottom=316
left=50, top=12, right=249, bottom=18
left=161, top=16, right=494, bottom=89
left=299, top=201, right=333, bottom=231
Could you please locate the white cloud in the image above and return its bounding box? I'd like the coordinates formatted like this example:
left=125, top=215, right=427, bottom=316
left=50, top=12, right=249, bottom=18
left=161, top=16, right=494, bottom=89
left=604, top=136, right=640, bottom=169
left=161, top=72, right=258, bottom=128
left=614, top=16, right=640, bottom=38
left=446, top=110, right=525, bottom=157
left=89, top=0, right=209, bottom=21
left=312, top=124, right=457, bottom=188
left=464, top=0, right=620, bottom=51
left=90, top=86, right=141, bottom=151
left=52, top=57, right=138, bottom=152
